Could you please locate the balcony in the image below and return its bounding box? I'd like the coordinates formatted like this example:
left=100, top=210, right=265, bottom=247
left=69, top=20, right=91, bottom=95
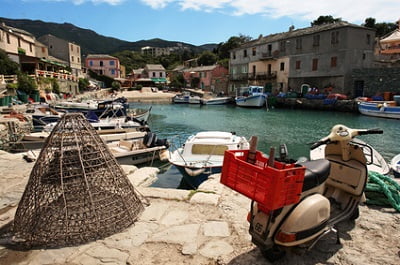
left=248, top=71, right=277, bottom=80
left=229, top=73, right=248, bottom=81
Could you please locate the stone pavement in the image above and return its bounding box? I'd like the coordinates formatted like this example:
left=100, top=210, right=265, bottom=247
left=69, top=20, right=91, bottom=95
left=1, top=151, right=399, bottom=265
left=0, top=151, right=256, bottom=265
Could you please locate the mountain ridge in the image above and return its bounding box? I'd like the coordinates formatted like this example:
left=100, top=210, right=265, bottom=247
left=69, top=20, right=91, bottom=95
left=0, top=17, right=217, bottom=56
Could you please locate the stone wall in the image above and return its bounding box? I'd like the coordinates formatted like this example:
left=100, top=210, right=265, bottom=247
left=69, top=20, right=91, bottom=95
left=352, top=67, right=400, bottom=97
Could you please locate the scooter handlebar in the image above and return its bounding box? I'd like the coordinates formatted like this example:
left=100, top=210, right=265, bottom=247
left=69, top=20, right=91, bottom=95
left=357, top=128, right=383, bottom=136
left=310, top=138, right=330, bottom=150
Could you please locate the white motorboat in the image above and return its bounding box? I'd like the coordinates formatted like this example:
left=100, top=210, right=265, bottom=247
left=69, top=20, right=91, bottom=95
left=173, top=92, right=190, bottom=103
left=235, top=86, right=267, bottom=107
left=201, top=97, right=231, bottom=105
left=168, top=131, right=249, bottom=188
left=310, top=138, right=390, bottom=175
left=390, top=154, right=400, bottom=178
left=108, top=132, right=169, bottom=165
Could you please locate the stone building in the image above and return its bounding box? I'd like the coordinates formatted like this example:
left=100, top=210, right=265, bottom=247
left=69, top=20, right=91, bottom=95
left=38, top=34, right=82, bottom=77
left=230, top=22, right=376, bottom=97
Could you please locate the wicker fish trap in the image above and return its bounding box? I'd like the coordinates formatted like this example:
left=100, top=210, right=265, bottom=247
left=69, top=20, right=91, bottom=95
left=12, top=113, right=144, bottom=248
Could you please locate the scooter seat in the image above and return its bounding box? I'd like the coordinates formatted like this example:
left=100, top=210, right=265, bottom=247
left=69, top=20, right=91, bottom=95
left=297, top=159, right=330, bottom=191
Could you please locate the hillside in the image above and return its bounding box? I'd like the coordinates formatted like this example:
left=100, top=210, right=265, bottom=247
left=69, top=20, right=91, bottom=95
left=0, top=17, right=216, bottom=56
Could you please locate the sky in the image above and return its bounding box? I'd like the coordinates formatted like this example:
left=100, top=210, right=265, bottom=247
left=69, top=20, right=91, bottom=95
left=1, top=0, right=400, bottom=46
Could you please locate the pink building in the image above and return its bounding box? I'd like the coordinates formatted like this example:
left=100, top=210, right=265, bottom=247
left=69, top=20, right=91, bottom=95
left=85, top=54, right=120, bottom=78
left=183, top=65, right=228, bottom=93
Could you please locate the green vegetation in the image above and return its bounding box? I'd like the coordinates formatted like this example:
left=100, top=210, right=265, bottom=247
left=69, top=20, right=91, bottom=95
left=78, top=78, right=90, bottom=93
left=0, top=49, right=19, bottom=75
left=17, top=73, right=37, bottom=94
left=363, top=17, right=398, bottom=37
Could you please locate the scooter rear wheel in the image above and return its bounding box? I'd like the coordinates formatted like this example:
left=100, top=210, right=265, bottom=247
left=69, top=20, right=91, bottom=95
left=260, top=246, right=286, bottom=262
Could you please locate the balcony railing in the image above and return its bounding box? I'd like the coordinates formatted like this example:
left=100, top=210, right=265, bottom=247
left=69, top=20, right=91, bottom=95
left=230, top=71, right=277, bottom=81
left=35, top=70, right=77, bottom=82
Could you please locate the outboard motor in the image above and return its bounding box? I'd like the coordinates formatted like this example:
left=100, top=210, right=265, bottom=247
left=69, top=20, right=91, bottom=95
left=143, top=132, right=169, bottom=148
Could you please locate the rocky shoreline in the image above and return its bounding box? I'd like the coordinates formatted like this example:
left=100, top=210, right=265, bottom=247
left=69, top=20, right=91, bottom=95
left=0, top=151, right=399, bottom=265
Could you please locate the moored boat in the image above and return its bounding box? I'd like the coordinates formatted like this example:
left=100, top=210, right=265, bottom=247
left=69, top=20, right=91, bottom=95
left=235, top=86, right=267, bottom=107
left=390, top=154, right=400, bottom=178
left=201, top=97, right=231, bottom=105
left=168, top=131, right=250, bottom=188
left=358, top=101, right=400, bottom=119
left=108, top=132, right=169, bottom=165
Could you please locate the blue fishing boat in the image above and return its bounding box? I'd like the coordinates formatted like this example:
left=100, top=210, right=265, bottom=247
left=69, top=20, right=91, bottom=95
left=358, top=101, right=400, bottom=119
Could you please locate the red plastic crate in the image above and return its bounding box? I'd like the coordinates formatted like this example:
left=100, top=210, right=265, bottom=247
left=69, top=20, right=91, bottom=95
left=221, top=150, right=306, bottom=211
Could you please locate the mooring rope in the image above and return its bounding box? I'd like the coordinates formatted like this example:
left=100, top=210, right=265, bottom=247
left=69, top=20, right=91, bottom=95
left=365, top=171, right=400, bottom=212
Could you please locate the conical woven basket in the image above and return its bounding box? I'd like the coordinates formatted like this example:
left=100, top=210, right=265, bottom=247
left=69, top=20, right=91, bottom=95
left=13, top=113, right=144, bottom=248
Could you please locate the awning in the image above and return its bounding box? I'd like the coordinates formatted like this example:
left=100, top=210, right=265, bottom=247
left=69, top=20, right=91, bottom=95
left=151, top=78, right=167, bottom=83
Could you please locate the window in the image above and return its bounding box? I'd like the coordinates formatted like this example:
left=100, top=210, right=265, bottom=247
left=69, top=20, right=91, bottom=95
left=111, top=69, right=115, bottom=75
left=153, top=72, right=156, bottom=77
left=331, top=31, right=339, bottom=45
left=296, top=38, right=302, bottom=50
left=159, top=72, right=163, bottom=77
left=109, top=60, right=115, bottom=66
left=243, top=49, right=247, bottom=57
left=252, top=47, right=256, bottom=56
left=232, top=52, right=236, bottom=60
left=331, top=56, right=337, bottom=67
left=295, top=60, right=301, bottom=70
left=366, top=34, right=371, bottom=45
left=41, top=47, right=45, bottom=53
left=70, top=44, right=73, bottom=51
left=363, top=53, right=366, bottom=60
left=89, top=60, right=93, bottom=66
left=71, top=56, right=74, bottom=62
left=18, top=38, right=21, bottom=47
left=280, top=62, right=285, bottom=71
left=100, top=61, right=103, bottom=67
left=29, top=43, right=33, bottom=52
left=279, top=41, right=286, bottom=52
left=6, top=34, right=10, bottom=44
left=313, top=35, right=320, bottom=47
left=77, top=47, right=79, bottom=53
left=77, top=57, right=80, bottom=63
left=312, top=59, right=318, bottom=71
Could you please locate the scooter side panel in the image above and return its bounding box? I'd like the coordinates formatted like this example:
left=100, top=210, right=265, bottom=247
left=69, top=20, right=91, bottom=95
left=275, top=194, right=330, bottom=246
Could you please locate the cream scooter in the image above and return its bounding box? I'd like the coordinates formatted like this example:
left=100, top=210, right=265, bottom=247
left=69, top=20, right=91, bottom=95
left=247, top=125, right=383, bottom=261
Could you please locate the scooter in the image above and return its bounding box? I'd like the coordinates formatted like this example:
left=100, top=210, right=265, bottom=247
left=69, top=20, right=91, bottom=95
left=223, top=124, right=383, bottom=261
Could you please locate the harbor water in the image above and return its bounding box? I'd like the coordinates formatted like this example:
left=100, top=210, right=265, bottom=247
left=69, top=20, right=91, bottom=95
left=131, top=103, right=400, bottom=189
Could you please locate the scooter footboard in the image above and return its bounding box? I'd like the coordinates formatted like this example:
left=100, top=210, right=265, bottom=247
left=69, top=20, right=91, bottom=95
left=326, top=156, right=367, bottom=196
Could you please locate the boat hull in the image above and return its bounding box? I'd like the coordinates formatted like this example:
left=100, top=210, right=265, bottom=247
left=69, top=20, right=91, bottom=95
left=201, top=97, right=231, bottom=105
left=235, top=95, right=266, bottom=107
left=358, top=102, right=400, bottom=119
left=174, top=164, right=222, bottom=188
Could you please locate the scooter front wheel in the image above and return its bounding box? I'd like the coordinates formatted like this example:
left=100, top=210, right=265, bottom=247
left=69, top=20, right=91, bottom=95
left=260, top=246, right=286, bottom=262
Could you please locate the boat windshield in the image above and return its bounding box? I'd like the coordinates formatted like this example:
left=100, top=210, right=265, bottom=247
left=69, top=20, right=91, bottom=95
left=191, top=144, right=228, bottom=155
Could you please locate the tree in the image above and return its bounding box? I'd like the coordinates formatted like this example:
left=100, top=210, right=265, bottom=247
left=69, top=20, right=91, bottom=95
left=197, top=51, right=217, bottom=66
left=216, top=34, right=252, bottom=60
left=170, top=73, right=185, bottom=89
left=78, top=78, right=90, bottom=92
left=0, top=49, right=19, bottom=75
left=191, top=76, right=200, bottom=88
left=363, top=17, right=398, bottom=37
left=311, top=16, right=342, bottom=26
left=17, top=73, right=37, bottom=94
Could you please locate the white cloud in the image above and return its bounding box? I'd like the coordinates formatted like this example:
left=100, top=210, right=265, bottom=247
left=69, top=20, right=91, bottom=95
left=24, top=0, right=126, bottom=5
left=139, top=0, right=400, bottom=23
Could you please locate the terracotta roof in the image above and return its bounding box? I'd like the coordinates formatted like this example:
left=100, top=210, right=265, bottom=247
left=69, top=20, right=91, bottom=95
left=145, top=64, right=165, bottom=71
left=86, top=54, right=118, bottom=60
